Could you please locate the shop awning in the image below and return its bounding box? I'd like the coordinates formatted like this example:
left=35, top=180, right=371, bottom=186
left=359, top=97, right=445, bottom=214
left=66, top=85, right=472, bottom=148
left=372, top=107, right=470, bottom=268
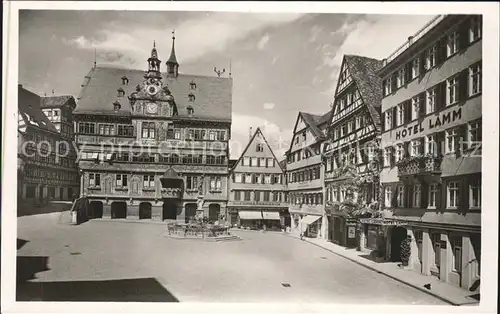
left=238, top=210, right=263, bottom=220
left=301, top=215, right=321, bottom=226
left=262, top=211, right=280, bottom=220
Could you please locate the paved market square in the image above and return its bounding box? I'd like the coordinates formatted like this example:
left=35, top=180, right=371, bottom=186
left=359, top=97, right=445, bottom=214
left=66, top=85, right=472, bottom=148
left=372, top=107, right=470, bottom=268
left=16, top=212, right=447, bottom=304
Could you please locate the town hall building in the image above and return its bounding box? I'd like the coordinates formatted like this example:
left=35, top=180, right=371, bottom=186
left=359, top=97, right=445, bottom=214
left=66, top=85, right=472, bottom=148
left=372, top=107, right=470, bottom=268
left=74, top=33, right=233, bottom=222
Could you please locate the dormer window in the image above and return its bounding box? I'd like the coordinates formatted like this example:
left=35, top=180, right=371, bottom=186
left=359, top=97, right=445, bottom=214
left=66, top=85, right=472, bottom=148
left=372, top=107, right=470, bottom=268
left=188, top=93, right=195, bottom=102
left=187, top=106, right=194, bottom=116
left=189, top=81, right=197, bottom=90
left=113, top=101, right=121, bottom=111
left=121, top=76, right=129, bottom=85
left=117, top=88, right=125, bottom=97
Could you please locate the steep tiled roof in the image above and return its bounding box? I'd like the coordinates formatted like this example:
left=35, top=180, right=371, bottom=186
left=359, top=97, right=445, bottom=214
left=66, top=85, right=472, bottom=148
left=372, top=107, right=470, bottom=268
left=344, top=54, right=383, bottom=131
left=299, top=111, right=330, bottom=140
left=40, top=95, right=75, bottom=109
left=75, top=66, right=232, bottom=121
left=18, top=85, right=58, bottom=133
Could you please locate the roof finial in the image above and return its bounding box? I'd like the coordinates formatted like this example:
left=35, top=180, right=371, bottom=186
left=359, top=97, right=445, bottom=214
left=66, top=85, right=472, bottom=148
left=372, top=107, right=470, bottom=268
left=93, top=48, right=97, bottom=68
left=153, top=40, right=156, bottom=48
left=229, top=59, right=232, bottom=77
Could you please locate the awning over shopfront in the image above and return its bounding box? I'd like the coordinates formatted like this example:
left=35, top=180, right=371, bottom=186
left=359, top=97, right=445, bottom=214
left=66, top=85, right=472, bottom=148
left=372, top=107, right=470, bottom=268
left=262, top=211, right=280, bottom=220
left=300, top=215, right=321, bottom=226
left=238, top=210, right=263, bottom=220
left=359, top=218, right=408, bottom=226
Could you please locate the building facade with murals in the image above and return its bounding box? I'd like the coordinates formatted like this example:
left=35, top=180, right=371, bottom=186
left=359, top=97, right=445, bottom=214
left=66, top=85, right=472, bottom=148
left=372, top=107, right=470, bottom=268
left=378, top=15, right=481, bottom=291
left=227, top=128, right=288, bottom=230
left=322, top=55, right=384, bottom=249
left=17, top=85, right=80, bottom=203
left=74, top=34, right=232, bottom=222
left=285, top=111, right=330, bottom=238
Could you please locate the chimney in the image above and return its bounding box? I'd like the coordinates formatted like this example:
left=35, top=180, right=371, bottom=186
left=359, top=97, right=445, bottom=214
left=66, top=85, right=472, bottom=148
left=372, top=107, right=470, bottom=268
left=249, top=127, right=253, bottom=141
left=408, top=36, right=414, bottom=45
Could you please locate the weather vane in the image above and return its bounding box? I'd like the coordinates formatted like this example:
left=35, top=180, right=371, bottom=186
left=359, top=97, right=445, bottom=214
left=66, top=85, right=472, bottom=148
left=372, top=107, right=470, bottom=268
left=214, top=66, right=225, bottom=77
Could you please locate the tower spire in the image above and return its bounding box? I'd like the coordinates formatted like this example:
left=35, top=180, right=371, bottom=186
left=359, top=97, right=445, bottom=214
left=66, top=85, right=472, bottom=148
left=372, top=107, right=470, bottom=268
left=166, top=29, right=179, bottom=77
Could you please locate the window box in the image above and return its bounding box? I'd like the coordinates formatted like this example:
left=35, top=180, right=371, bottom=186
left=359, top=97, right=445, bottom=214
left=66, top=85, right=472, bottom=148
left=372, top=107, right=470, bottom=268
left=115, top=187, right=129, bottom=191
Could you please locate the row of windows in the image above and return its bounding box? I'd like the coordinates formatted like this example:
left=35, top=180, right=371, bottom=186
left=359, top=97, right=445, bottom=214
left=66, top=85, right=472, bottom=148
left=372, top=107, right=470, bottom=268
left=383, top=178, right=481, bottom=209
left=325, top=184, right=374, bottom=204
left=88, top=173, right=224, bottom=192
left=331, top=113, right=371, bottom=140
left=80, top=152, right=227, bottom=165
left=384, top=62, right=481, bottom=131
left=288, top=193, right=323, bottom=205
left=324, top=144, right=376, bottom=172
left=233, top=173, right=283, bottom=185
left=294, top=130, right=307, bottom=145
left=287, top=144, right=321, bottom=164
left=382, top=16, right=482, bottom=97
left=77, top=122, right=228, bottom=141
left=332, top=89, right=361, bottom=115
left=241, top=157, right=276, bottom=168
left=287, top=166, right=321, bottom=183
left=383, top=121, right=482, bottom=166
left=233, top=190, right=283, bottom=202
left=24, top=167, right=78, bottom=182
left=414, top=231, right=470, bottom=274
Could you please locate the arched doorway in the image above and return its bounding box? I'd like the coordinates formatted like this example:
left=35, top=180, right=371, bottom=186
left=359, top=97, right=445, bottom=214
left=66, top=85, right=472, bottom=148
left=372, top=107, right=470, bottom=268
left=162, top=200, right=179, bottom=220
left=111, top=202, right=127, bottom=219
left=390, top=226, right=408, bottom=262
left=208, top=204, right=220, bottom=222
left=185, top=203, right=197, bottom=223
left=89, top=201, right=103, bottom=219
left=139, top=202, right=152, bottom=219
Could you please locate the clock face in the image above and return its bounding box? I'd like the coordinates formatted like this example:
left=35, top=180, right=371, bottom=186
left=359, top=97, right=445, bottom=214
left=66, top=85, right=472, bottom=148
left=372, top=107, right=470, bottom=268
left=147, top=85, right=158, bottom=96
left=146, top=103, right=158, bottom=114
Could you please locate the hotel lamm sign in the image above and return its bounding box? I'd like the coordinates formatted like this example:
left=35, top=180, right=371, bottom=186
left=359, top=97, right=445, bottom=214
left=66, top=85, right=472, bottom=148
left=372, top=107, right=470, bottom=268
left=395, top=107, right=462, bottom=140
left=382, top=102, right=480, bottom=145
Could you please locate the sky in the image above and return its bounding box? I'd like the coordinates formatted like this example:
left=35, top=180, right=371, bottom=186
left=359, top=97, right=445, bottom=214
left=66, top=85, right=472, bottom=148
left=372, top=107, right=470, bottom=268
left=18, top=10, right=434, bottom=159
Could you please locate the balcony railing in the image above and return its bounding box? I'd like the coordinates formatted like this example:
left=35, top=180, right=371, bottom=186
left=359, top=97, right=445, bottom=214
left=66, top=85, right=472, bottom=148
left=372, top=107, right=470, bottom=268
left=397, top=155, right=442, bottom=177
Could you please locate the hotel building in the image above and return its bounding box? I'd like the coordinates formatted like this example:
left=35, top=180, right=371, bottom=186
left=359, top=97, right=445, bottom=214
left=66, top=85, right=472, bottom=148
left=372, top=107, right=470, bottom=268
left=378, top=15, right=481, bottom=291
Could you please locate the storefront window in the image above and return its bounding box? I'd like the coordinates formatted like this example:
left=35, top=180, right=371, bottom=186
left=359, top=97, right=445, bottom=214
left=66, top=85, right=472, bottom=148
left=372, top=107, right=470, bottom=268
left=366, top=225, right=378, bottom=250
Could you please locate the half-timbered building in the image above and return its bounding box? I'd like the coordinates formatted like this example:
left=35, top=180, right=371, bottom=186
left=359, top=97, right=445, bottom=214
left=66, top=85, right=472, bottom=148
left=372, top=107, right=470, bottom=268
left=323, top=55, right=383, bottom=248
left=74, top=33, right=232, bottom=222
left=285, top=111, right=330, bottom=238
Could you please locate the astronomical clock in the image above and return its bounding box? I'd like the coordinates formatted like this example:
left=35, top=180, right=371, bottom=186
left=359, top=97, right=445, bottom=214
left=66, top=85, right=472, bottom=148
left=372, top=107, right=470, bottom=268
left=129, top=76, right=177, bottom=117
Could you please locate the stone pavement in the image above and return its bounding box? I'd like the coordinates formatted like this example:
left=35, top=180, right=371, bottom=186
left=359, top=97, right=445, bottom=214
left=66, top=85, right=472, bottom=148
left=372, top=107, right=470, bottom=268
left=284, top=233, right=479, bottom=306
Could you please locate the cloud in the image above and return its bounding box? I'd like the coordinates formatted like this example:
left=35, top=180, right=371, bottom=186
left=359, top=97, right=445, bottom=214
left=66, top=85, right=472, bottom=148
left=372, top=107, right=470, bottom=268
left=271, top=56, right=279, bottom=65
left=230, top=113, right=292, bottom=159
left=62, top=12, right=303, bottom=68
left=257, top=33, right=270, bottom=50
left=309, top=25, right=323, bottom=43
left=263, top=102, right=275, bottom=110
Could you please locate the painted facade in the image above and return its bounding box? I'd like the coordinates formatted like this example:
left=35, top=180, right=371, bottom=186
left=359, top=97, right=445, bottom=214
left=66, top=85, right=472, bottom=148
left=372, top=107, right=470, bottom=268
left=227, top=128, right=288, bottom=229
left=285, top=111, right=330, bottom=238
left=378, top=15, right=481, bottom=291
left=17, top=85, right=80, bottom=202
left=74, top=34, right=232, bottom=222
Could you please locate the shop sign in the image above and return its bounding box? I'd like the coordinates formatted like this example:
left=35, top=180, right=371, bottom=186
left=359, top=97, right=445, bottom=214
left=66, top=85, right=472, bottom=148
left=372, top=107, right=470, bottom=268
left=395, top=107, right=462, bottom=140
left=348, top=226, right=356, bottom=238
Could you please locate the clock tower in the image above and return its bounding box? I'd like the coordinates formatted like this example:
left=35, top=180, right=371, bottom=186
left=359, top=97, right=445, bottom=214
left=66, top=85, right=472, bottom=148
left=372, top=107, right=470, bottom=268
left=129, top=41, right=177, bottom=117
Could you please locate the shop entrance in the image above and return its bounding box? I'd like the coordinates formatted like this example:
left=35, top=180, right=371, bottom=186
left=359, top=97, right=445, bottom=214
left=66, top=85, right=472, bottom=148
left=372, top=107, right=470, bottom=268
left=390, top=226, right=408, bottom=262
left=162, top=200, right=179, bottom=220
left=184, top=203, right=197, bottom=223
left=208, top=204, right=220, bottom=222
left=111, top=202, right=127, bottom=219
left=89, top=201, right=103, bottom=219
left=139, top=202, right=152, bottom=219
